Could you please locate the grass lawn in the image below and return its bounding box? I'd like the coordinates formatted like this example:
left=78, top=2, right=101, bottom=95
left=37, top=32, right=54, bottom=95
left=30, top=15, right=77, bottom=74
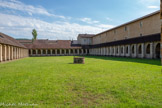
left=0, top=56, right=162, bottom=107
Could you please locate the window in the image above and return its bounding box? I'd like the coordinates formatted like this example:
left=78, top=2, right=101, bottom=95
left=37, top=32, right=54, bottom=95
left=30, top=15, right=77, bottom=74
left=114, top=30, right=116, bottom=34
left=140, top=21, right=143, bottom=28
left=0, top=35, right=4, bottom=38
left=125, top=26, right=127, bottom=31
left=84, top=39, right=86, bottom=42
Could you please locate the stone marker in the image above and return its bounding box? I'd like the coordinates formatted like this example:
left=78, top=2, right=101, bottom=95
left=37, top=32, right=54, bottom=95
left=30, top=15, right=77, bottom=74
left=74, top=57, right=84, bottom=64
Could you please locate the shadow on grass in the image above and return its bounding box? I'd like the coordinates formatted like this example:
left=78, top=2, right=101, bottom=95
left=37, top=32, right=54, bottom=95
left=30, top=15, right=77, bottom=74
left=80, top=56, right=161, bottom=66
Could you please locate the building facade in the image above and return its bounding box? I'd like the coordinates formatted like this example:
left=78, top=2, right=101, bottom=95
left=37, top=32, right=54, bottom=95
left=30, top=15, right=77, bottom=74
left=86, top=10, right=161, bottom=59
left=0, top=10, right=161, bottom=63
left=0, top=33, right=28, bottom=62
left=18, top=40, right=88, bottom=57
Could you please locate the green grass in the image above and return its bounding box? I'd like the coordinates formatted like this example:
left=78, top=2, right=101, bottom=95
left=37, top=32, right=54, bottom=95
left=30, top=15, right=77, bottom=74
left=0, top=56, right=162, bottom=107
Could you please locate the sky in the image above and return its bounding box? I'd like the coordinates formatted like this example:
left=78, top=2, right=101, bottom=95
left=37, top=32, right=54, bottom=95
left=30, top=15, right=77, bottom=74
left=0, top=0, right=160, bottom=40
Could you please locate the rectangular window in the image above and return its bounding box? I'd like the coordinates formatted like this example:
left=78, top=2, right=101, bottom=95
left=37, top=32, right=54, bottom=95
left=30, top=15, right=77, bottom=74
left=114, top=30, right=116, bottom=34
left=125, top=26, right=127, bottom=31
left=140, top=21, right=143, bottom=28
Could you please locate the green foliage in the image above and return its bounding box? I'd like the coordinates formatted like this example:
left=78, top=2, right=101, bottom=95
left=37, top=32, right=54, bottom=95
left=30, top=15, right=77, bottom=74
left=32, top=29, right=37, bottom=41
left=0, top=56, right=161, bottom=107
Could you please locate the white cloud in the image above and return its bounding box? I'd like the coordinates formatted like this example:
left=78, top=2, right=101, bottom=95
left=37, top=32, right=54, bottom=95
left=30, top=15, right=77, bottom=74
left=138, top=0, right=159, bottom=4
left=106, top=17, right=113, bottom=21
left=147, top=5, right=159, bottom=9
left=80, top=18, right=100, bottom=24
left=97, top=24, right=114, bottom=29
left=0, top=13, right=114, bottom=40
left=137, top=0, right=160, bottom=7
left=0, top=0, right=65, bottom=19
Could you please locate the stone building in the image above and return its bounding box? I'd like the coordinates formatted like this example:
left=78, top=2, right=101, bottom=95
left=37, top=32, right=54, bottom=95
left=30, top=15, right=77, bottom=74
left=85, top=10, right=161, bottom=59
left=0, top=10, right=161, bottom=63
left=0, top=33, right=28, bottom=62
left=18, top=39, right=88, bottom=56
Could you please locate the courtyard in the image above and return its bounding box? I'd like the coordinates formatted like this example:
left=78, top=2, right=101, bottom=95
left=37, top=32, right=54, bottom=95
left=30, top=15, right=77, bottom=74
left=0, top=56, right=162, bottom=107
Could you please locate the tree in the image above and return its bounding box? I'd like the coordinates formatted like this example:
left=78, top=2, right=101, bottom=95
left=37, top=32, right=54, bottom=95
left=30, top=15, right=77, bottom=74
left=32, top=29, right=37, bottom=41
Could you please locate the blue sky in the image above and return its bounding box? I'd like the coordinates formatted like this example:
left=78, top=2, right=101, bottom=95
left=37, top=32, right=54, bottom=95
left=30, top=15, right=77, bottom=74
left=0, top=0, right=160, bottom=40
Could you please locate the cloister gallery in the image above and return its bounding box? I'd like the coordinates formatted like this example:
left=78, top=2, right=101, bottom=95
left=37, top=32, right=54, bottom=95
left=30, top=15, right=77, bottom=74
left=0, top=10, right=161, bottom=63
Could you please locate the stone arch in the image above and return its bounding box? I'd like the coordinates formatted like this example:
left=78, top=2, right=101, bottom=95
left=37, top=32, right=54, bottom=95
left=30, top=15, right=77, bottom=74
left=48, top=49, right=51, bottom=54
left=79, top=49, right=82, bottom=54
left=62, top=49, right=64, bottom=54
left=112, top=47, right=114, bottom=54
left=33, top=50, right=36, bottom=54
left=116, top=47, right=118, bottom=54
left=146, top=44, right=151, bottom=54
left=52, top=50, right=55, bottom=54
left=155, top=43, right=160, bottom=59
left=131, top=45, right=135, bottom=54
left=71, top=49, right=73, bottom=54
left=29, top=49, right=31, bottom=55
left=66, top=49, right=69, bottom=54
left=38, top=49, right=41, bottom=54
left=75, top=49, right=78, bottom=54
left=57, top=49, right=60, bottom=54
left=43, top=50, right=46, bottom=54
left=83, top=49, right=86, bottom=54
left=121, top=46, right=124, bottom=54
left=126, top=46, right=128, bottom=54
left=138, top=45, right=142, bottom=54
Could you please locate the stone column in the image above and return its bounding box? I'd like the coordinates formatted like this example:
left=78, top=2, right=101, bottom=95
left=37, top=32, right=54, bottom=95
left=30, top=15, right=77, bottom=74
left=13, top=47, right=15, bottom=59
left=0, top=44, right=2, bottom=62
left=64, top=49, right=68, bottom=56
left=30, top=49, right=33, bottom=56
left=128, top=45, right=131, bottom=57
left=19, top=48, right=21, bottom=58
left=17, top=47, right=18, bottom=58
left=123, top=46, right=126, bottom=57
left=36, top=49, right=38, bottom=56
left=105, top=47, right=107, bottom=56
left=60, top=49, right=62, bottom=56
left=81, top=49, right=83, bottom=55
left=41, top=49, right=43, bottom=56
left=141, top=43, right=145, bottom=58
left=77, top=49, right=79, bottom=55
left=117, top=46, right=120, bottom=56
left=68, top=49, right=70, bottom=55
left=17, top=48, right=19, bottom=59
left=50, top=49, right=53, bottom=56
left=134, top=44, right=137, bottom=58
left=85, top=49, right=87, bottom=55
left=100, top=48, right=103, bottom=56
left=55, top=49, right=57, bottom=55
left=150, top=43, right=154, bottom=59
left=114, top=47, right=116, bottom=56
left=73, top=49, right=75, bottom=55
left=103, top=47, right=105, bottom=56
left=4, top=45, right=7, bottom=61
left=46, top=49, right=48, bottom=55
left=8, top=45, right=10, bottom=60
left=99, top=48, right=101, bottom=55
left=110, top=47, right=113, bottom=56
left=11, top=46, right=13, bottom=60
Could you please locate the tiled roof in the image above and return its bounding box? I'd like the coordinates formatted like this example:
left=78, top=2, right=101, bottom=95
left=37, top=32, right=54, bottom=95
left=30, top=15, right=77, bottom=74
left=0, top=32, right=27, bottom=48
left=78, top=34, right=95, bottom=38
left=18, top=39, right=81, bottom=49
